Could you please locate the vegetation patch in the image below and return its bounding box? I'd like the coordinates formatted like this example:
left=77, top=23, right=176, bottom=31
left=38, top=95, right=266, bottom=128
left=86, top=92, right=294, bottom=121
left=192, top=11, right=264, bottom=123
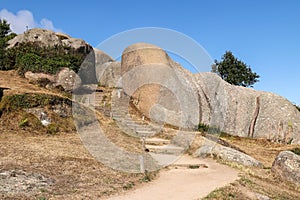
left=0, top=93, right=71, bottom=111
left=0, top=93, right=75, bottom=134
left=1, top=42, right=86, bottom=75
left=290, top=147, right=300, bottom=155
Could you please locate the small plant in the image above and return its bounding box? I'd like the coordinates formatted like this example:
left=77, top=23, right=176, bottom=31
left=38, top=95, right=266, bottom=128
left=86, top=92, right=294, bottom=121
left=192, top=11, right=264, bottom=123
left=122, top=182, right=135, bottom=190
left=198, top=123, right=209, bottom=132
left=46, top=123, right=59, bottom=134
left=19, top=118, right=29, bottom=127
left=239, top=177, right=253, bottom=187
left=140, top=171, right=152, bottom=183
left=188, top=164, right=200, bottom=169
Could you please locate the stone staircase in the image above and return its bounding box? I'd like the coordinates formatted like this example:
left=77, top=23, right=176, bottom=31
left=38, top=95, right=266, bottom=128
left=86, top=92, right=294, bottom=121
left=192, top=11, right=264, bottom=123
left=111, top=89, right=161, bottom=138
left=85, top=88, right=208, bottom=170
left=144, top=137, right=208, bottom=169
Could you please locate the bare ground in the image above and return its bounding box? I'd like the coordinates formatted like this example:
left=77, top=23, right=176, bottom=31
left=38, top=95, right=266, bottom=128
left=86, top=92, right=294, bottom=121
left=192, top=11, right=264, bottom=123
left=0, top=131, right=147, bottom=200
left=107, top=156, right=238, bottom=200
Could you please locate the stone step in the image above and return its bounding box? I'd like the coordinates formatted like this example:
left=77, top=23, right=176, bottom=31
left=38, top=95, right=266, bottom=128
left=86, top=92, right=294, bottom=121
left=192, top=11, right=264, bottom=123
left=145, top=144, right=185, bottom=155
left=145, top=138, right=170, bottom=145
left=136, top=130, right=157, bottom=136
left=134, top=127, right=154, bottom=132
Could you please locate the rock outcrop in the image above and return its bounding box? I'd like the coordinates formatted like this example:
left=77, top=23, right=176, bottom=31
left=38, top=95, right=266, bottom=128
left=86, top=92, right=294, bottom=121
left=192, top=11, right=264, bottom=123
left=272, top=151, right=300, bottom=185
left=100, top=42, right=300, bottom=143
left=55, top=67, right=81, bottom=91
left=120, top=43, right=200, bottom=129
left=195, top=72, right=300, bottom=143
left=7, top=28, right=92, bottom=54
left=8, top=28, right=300, bottom=143
left=98, top=62, right=121, bottom=88
left=194, top=137, right=263, bottom=167
left=24, top=68, right=81, bottom=92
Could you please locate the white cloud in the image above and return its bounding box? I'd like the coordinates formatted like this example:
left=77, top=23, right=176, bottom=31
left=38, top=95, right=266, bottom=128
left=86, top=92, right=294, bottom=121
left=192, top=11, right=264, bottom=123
left=0, top=9, right=62, bottom=34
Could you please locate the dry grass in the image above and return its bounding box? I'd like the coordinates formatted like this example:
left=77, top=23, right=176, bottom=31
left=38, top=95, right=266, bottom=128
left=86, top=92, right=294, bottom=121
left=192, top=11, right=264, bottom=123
left=203, top=134, right=300, bottom=200
left=220, top=134, right=300, bottom=167
left=0, top=131, right=153, bottom=200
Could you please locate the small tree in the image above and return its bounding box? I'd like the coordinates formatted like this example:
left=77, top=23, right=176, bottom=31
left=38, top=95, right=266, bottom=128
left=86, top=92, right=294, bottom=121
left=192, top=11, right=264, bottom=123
left=0, top=19, right=17, bottom=70
left=213, top=51, right=259, bottom=87
left=0, top=19, right=11, bottom=38
left=0, top=19, right=12, bottom=69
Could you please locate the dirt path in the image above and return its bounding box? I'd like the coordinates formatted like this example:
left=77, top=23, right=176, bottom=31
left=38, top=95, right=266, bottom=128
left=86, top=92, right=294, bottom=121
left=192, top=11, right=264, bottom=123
left=106, top=156, right=239, bottom=200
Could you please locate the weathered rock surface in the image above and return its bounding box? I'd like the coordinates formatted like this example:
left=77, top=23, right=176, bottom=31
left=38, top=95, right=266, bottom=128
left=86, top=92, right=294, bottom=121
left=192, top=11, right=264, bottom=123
left=8, top=29, right=300, bottom=144
left=120, top=43, right=199, bottom=129
left=24, top=71, right=56, bottom=84
left=195, top=72, right=300, bottom=143
left=0, top=169, right=54, bottom=194
left=272, top=151, right=300, bottom=186
left=98, top=61, right=121, bottom=88
left=114, top=42, right=300, bottom=143
left=55, top=67, right=81, bottom=91
left=194, top=137, right=263, bottom=167
left=7, top=28, right=93, bottom=54
left=24, top=68, right=81, bottom=92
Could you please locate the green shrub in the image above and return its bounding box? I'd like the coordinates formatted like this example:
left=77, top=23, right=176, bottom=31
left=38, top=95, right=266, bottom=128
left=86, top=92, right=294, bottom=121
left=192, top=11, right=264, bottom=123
left=0, top=93, right=71, bottom=111
left=1, top=42, right=87, bottom=75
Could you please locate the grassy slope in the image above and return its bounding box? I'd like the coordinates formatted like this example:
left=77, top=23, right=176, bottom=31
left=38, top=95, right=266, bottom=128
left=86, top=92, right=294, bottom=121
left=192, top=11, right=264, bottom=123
left=0, top=70, right=152, bottom=199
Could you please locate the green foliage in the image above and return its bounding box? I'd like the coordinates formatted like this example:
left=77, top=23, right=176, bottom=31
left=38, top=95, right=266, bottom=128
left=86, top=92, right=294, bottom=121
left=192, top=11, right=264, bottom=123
left=0, top=19, right=10, bottom=38
left=122, top=182, right=135, bottom=190
left=0, top=18, right=93, bottom=83
left=0, top=19, right=14, bottom=69
left=290, top=147, right=300, bottom=155
left=198, top=123, right=209, bottom=132
left=19, top=117, right=29, bottom=127
left=3, top=32, right=17, bottom=42
left=2, top=42, right=85, bottom=74
left=0, top=93, right=71, bottom=111
left=213, top=51, right=260, bottom=87
left=46, top=123, right=59, bottom=134
left=188, top=164, right=200, bottom=169
left=140, top=172, right=152, bottom=182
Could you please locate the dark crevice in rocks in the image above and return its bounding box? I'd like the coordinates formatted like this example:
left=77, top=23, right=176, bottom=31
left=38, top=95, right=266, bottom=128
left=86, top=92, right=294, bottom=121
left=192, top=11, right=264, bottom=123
left=197, top=92, right=203, bottom=123
left=0, top=87, right=10, bottom=102
left=248, top=96, right=260, bottom=138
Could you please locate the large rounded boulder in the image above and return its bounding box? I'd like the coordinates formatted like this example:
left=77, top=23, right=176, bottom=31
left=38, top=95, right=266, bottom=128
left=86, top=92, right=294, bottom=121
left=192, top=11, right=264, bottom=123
left=120, top=43, right=199, bottom=129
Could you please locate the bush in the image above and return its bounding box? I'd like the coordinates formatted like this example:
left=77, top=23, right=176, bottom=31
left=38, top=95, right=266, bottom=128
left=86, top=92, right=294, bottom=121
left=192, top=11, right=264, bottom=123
left=0, top=93, right=71, bottom=111
left=1, top=42, right=86, bottom=75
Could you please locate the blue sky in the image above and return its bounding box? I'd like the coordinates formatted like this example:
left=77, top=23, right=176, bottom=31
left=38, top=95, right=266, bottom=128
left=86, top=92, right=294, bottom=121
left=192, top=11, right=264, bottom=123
left=1, top=0, right=300, bottom=104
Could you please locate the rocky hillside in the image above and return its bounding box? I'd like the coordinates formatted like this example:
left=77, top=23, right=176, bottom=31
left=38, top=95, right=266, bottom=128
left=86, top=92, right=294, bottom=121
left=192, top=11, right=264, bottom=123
left=99, top=42, right=300, bottom=144
left=3, top=28, right=300, bottom=144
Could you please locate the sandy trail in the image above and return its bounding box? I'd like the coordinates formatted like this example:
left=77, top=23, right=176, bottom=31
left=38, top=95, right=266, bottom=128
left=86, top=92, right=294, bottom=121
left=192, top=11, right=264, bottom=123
left=106, top=156, right=239, bottom=200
